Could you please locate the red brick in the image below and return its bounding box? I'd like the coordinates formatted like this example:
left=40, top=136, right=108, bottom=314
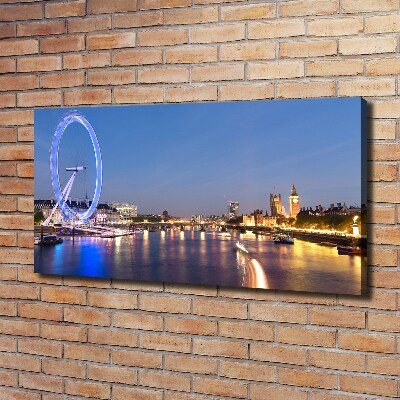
left=0, top=232, right=16, bottom=247
left=0, top=75, right=38, bottom=91
left=280, top=0, right=338, bottom=17
left=64, top=89, right=111, bottom=105
left=114, top=87, right=163, bottom=104
left=368, top=312, right=400, bottom=332
left=88, top=0, right=137, bottom=14
left=164, top=7, right=218, bottom=25
left=250, top=303, right=307, bottom=323
left=342, top=0, right=399, bottom=13
left=19, top=373, right=63, bottom=393
left=45, top=0, right=86, bottom=18
left=138, top=67, right=189, bottom=83
left=1, top=3, right=42, bottom=22
left=64, top=53, right=110, bottom=70
left=277, top=326, right=336, bottom=347
left=166, top=46, right=217, bottom=64
left=138, top=28, right=188, bottom=46
left=113, top=49, right=162, bottom=66
left=65, top=380, right=111, bottom=399
left=0, top=163, right=16, bottom=178
left=0, top=181, right=33, bottom=195
left=0, top=370, right=17, bottom=387
left=88, top=291, right=137, bottom=309
left=192, top=64, right=244, bottom=82
left=309, top=349, right=365, bottom=372
left=68, top=16, right=111, bottom=33
left=64, top=307, right=111, bottom=326
left=0, top=352, right=40, bottom=372
left=0, top=93, right=15, bottom=108
left=251, top=384, right=307, bottom=400
left=40, top=35, right=85, bottom=53
left=140, top=0, right=190, bottom=10
left=250, top=343, right=307, bottom=366
left=18, top=303, right=62, bottom=321
left=340, top=374, right=397, bottom=397
left=114, top=311, right=163, bottom=331
left=193, top=298, right=247, bottom=318
left=0, top=248, right=33, bottom=263
left=113, top=386, right=162, bottom=400
left=0, top=318, right=39, bottom=337
left=41, top=71, right=85, bottom=88
left=0, top=300, right=16, bottom=316
left=42, top=359, right=86, bottom=378
left=0, top=128, right=16, bottom=143
left=0, top=59, right=15, bottom=74
left=41, top=324, right=87, bottom=344
left=139, top=370, right=191, bottom=391
left=192, top=24, right=244, bottom=43
left=339, top=331, right=395, bottom=353
left=140, top=332, right=191, bottom=353
left=0, top=24, right=16, bottom=39
left=165, top=316, right=217, bottom=335
left=0, top=197, right=16, bottom=212
left=88, top=328, right=138, bottom=347
left=193, top=338, right=247, bottom=359
left=18, top=338, right=62, bottom=358
left=64, top=343, right=109, bottom=363
left=222, top=3, right=275, bottom=21
left=279, top=367, right=337, bottom=389
left=192, top=376, right=247, bottom=398
left=220, top=360, right=275, bottom=382
left=18, top=91, right=62, bottom=107
left=0, top=337, right=16, bottom=352
left=309, top=308, right=365, bottom=328
left=89, top=364, right=137, bottom=384
left=114, top=11, right=163, bottom=28
left=0, top=266, right=17, bottom=281
left=0, top=110, right=33, bottom=125
left=18, top=127, right=34, bottom=142
left=87, top=32, right=136, bottom=50
left=220, top=83, right=274, bottom=101
left=18, top=55, right=61, bottom=72
left=0, top=388, right=40, bottom=400
left=166, top=86, right=217, bottom=102
left=164, top=354, right=217, bottom=375
left=368, top=355, right=400, bottom=376
left=139, top=295, right=190, bottom=314
left=41, top=286, right=86, bottom=305
left=249, top=20, right=305, bottom=39
left=18, top=21, right=65, bottom=37
left=112, top=348, right=162, bottom=368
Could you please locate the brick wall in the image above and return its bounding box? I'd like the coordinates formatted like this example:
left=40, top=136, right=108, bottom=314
left=0, top=0, right=399, bottom=398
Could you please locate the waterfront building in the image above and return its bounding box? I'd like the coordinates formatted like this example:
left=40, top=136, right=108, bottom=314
left=242, top=210, right=276, bottom=227
left=289, top=185, right=300, bottom=218
left=228, top=201, right=239, bottom=220
left=270, top=193, right=283, bottom=216
left=111, top=203, right=138, bottom=218
left=162, top=210, right=169, bottom=221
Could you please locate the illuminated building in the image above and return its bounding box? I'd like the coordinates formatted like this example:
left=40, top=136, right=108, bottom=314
left=111, top=203, right=138, bottom=218
left=228, top=201, right=239, bottom=220
left=289, top=185, right=300, bottom=218
left=270, top=193, right=282, bottom=216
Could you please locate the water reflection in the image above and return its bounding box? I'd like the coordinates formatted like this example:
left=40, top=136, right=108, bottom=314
left=35, top=231, right=363, bottom=295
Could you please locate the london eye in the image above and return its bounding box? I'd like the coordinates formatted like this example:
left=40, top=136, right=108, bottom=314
left=43, top=110, right=102, bottom=226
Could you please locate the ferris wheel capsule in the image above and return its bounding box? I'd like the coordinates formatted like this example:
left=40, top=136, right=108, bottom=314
left=50, top=110, right=102, bottom=223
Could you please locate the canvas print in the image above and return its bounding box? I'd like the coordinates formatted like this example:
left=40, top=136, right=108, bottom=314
left=34, top=98, right=367, bottom=295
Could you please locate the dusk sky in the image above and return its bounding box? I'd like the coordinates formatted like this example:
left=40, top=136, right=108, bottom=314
left=35, top=98, right=364, bottom=217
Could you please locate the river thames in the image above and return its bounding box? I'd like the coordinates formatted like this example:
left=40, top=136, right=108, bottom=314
left=35, top=230, right=363, bottom=295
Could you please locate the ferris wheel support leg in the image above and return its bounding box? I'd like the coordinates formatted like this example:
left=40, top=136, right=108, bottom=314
left=43, top=172, right=77, bottom=226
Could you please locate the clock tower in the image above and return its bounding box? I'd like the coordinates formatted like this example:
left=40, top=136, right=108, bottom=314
left=289, top=184, right=300, bottom=218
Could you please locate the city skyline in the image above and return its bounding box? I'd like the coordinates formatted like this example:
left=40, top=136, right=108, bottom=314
left=35, top=98, right=364, bottom=216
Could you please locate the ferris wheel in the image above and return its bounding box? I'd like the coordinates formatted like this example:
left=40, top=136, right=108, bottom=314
left=43, top=110, right=102, bottom=226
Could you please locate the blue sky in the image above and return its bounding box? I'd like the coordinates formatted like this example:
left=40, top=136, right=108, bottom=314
left=35, top=98, right=364, bottom=217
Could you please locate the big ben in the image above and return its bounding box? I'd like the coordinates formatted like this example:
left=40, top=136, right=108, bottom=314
left=289, top=184, right=300, bottom=218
